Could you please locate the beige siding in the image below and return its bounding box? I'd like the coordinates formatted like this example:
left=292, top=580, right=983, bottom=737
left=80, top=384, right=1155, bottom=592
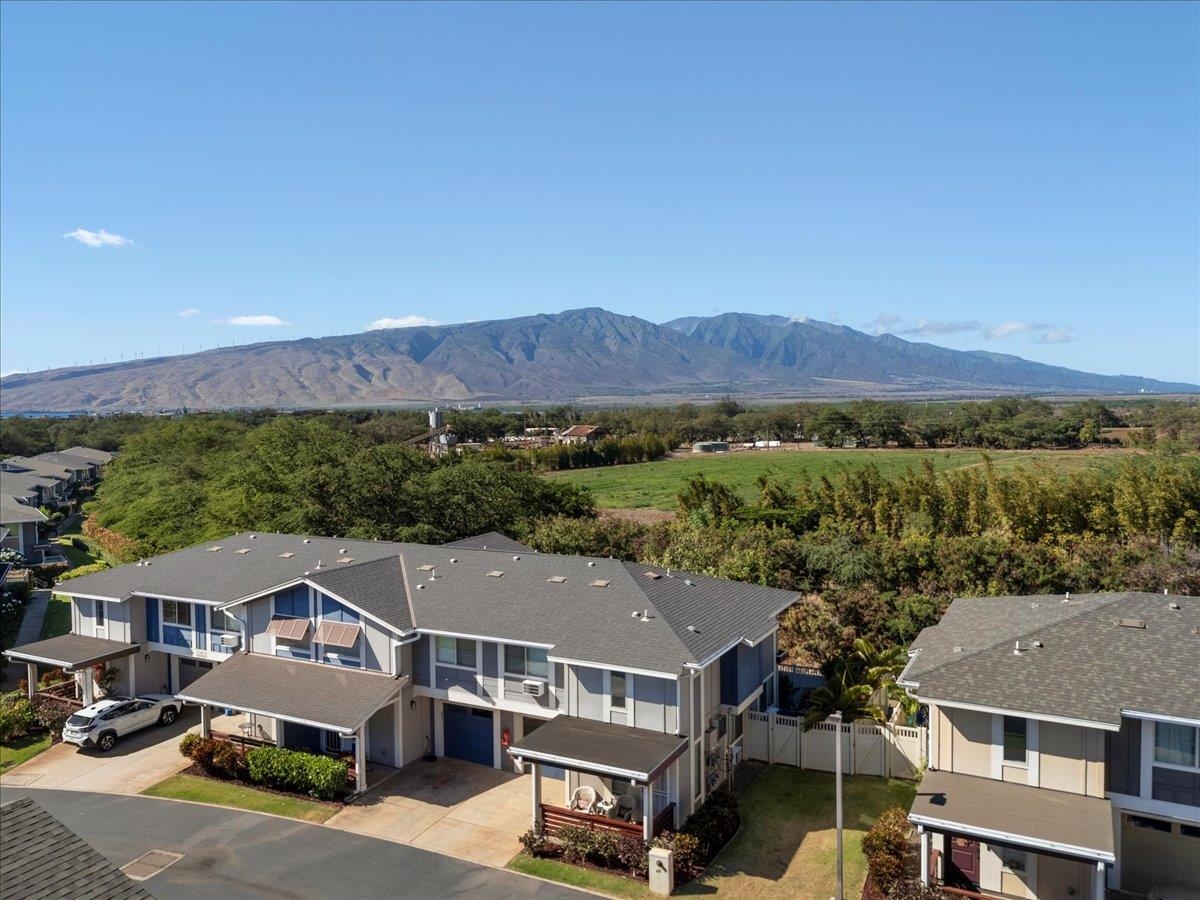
left=1038, top=722, right=1107, bottom=797
left=1001, top=764, right=1028, bottom=784
left=947, top=707, right=991, bottom=777
left=1037, top=854, right=1089, bottom=900
left=1120, top=815, right=1200, bottom=894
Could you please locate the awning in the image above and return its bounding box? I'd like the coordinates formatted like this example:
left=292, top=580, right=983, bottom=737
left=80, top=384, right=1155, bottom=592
left=3, top=634, right=141, bottom=672
left=909, top=770, right=1115, bottom=862
left=507, top=715, right=687, bottom=783
left=175, top=652, right=406, bottom=734
left=265, top=616, right=310, bottom=641
left=314, top=621, right=361, bottom=649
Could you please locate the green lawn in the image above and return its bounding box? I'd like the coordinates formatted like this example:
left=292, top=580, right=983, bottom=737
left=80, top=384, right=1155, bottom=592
left=548, top=447, right=1134, bottom=510
left=54, top=518, right=116, bottom=567
left=40, top=594, right=72, bottom=640
left=507, top=853, right=650, bottom=899
left=141, top=774, right=337, bottom=824
left=1, top=733, right=52, bottom=774
left=678, top=766, right=917, bottom=900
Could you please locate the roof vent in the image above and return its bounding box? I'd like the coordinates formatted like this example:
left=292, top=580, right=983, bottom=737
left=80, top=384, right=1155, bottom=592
left=416, top=584, right=425, bottom=590
left=952, top=645, right=963, bottom=653
left=337, top=557, right=354, bottom=564
left=1169, top=601, right=1181, bottom=610
left=315, top=560, right=323, bottom=569
left=487, top=570, right=504, bottom=578
left=249, top=534, right=257, bottom=540
left=417, top=564, right=435, bottom=572
left=303, top=538, right=311, bottom=544
left=339, top=548, right=347, bottom=554
left=279, top=552, right=294, bottom=558
left=208, top=546, right=223, bottom=552
left=547, top=576, right=567, bottom=584
left=687, top=625, right=697, bottom=632
left=449, top=558, right=458, bottom=564
left=236, top=548, right=251, bottom=555
left=1115, top=617, right=1146, bottom=629
left=590, top=579, right=609, bottom=588
left=631, top=608, right=652, bottom=622
left=512, top=555, right=521, bottom=561
left=587, top=561, right=596, bottom=567
left=644, top=571, right=662, bottom=580
left=1013, top=640, right=1037, bottom=654
left=684, top=579, right=694, bottom=586
left=1032, top=640, right=1044, bottom=648
left=1063, top=591, right=1071, bottom=603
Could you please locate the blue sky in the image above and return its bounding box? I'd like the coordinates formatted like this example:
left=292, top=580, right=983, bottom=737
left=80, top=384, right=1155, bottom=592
left=2, top=1, right=1197, bottom=383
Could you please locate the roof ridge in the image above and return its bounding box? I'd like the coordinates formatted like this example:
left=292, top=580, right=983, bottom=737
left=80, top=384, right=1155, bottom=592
left=910, top=593, right=1130, bottom=684
left=611, top=560, right=700, bottom=666
left=397, top=553, right=417, bottom=633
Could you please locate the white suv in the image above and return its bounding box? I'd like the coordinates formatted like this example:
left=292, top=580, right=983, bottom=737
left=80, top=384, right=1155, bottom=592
left=62, top=694, right=183, bottom=752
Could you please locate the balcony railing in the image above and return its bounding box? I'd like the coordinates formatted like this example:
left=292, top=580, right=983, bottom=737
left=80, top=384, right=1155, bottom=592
left=540, top=802, right=675, bottom=838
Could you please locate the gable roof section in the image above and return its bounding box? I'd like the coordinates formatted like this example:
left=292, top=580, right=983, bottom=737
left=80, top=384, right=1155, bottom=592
left=0, top=497, right=47, bottom=525
left=560, top=425, right=601, bottom=438
left=906, top=592, right=1200, bottom=726
left=306, top=554, right=414, bottom=632
left=64, top=446, right=116, bottom=464
left=442, top=531, right=531, bottom=553
left=0, top=797, right=151, bottom=900
left=31, top=451, right=97, bottom=470
left=1, top=471, right=60, bottom=498
left=2, top=456, right=73, bottom=481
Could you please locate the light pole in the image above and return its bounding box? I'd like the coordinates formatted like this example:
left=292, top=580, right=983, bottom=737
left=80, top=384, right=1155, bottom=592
left=831, top=710, right=844, bottom=900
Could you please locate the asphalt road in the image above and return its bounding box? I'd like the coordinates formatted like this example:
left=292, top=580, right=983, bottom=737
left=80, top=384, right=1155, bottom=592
left=0, top=788, right=585, bottom=900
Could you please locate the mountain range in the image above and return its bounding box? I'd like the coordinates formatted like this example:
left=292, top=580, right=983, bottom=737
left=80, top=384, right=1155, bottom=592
left=1, top=308, right=1194, bottom=412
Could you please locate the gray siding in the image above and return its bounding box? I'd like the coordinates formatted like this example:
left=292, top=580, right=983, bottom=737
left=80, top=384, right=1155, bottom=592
left=575, top=666, right=603, bottom=720
left=248, top=597, right=272, bottom=654
left=362, top=620, right=393, bottom=673
left=481, top=643, right=500, bottom=701
left=367, top=702, right=397, bottom=766
left=436, top=665, right=479, bottom=694
left=553, top=662, right=566, bottom=709
left=413, top=635, right=430, bottom=686
left=1105, top=717, right=1142, bottom=796
left=632, top=674, right=672, bottom=733
left=1153, top=767, right=1200, bottom=807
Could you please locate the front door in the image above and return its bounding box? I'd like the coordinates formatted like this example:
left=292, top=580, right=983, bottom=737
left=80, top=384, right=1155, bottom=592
left=946, top=835, right=981, bottom=889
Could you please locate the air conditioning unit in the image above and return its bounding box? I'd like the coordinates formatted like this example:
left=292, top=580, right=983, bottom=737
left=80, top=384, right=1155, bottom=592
left=219, top=633, right=240, bottom=648
left=522, top=680, right=545, bottom=698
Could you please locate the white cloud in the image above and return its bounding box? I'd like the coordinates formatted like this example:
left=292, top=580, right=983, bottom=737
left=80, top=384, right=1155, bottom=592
left=215, top=314, right=291, bottom=326
left=983, top=321, right=1033, bottom=340
left=178, top=308, right=200, bottom=317
left=901, top=318, right=981, bottom=337
left=366, top=315, right=440, bottom=331
left=1, top=369, right=27, bottom=378
left=862, top=314, right=903, bottom=336
left=1035, top=327, right=1073, bottom=344
left=63, top=228, right=133, bottom=249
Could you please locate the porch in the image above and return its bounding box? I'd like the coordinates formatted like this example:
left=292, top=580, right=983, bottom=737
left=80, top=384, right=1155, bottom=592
left=173, top=651, right=407, bottom=794
left=3, top=633, right=141, bottom=706
left=507, top=714, right=687, bottom=841
left=910, top=771, right=1114, bottom=900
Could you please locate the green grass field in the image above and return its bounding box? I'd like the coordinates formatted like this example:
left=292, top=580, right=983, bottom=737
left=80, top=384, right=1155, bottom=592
left=508, top=854, right=650, bottom=899
left=548, top=447, right=1136, bottom=510
left=141, top=774, right=338, bottom=823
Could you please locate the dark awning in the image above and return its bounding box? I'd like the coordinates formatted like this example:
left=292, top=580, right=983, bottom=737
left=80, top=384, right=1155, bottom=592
left=175, top=652, right=406, bottom=734
left=507, top=715, right=687, bottom=783
left=3, top=634, right=141, bottom=672
left=909, top=770, right=1115, bottom=862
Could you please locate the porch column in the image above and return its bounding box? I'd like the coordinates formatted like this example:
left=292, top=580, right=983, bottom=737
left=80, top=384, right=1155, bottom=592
left=200, top=705, right=212, bottom=738
left=355, top=725, right=366, bottom=794
left=25, top=663, right=36, bottom=698
left=642, top=781, right=653, bottom=841
left=529, top=761, right=542, bottom=828
left=1093, top=861, right=1106, bottom=900
left=80, top=671, right=94, bottom=706
left=919, top=827, right=930, bottom=885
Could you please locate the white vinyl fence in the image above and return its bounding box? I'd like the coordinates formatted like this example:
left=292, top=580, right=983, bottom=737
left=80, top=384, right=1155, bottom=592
left=745, top=712, right=924, bottom=780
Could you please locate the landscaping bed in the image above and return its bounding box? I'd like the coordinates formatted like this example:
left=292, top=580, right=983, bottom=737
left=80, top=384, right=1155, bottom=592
left=176, top=734, right=352, bottom=805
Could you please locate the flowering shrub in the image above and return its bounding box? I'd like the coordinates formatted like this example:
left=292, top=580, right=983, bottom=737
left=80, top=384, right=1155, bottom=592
left=861, top=807, right=911, bottom=894
left=0, top=691, right=36, bottom=742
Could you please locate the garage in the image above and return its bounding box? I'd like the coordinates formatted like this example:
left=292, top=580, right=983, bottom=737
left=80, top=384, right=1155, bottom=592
left=443, top=704, right=494, bottom=767
left=178, top=658, right=213, bottom=690
left=1120, top=813, right=1200, bottom=894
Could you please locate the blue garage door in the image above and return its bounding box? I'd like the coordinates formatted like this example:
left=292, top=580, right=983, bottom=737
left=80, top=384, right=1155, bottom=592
left=444, top=704, right=494, bottom=767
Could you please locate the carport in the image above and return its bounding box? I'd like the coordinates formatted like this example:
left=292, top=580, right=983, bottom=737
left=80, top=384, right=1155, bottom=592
left=175, top=652, right=407, bottom=793
left=4, top=634, right=141, bottom=706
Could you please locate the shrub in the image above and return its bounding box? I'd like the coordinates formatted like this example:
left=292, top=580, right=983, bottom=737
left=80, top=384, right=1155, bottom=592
left=615, top=833, right=650, bottom=878
left=245, top=745, right=347, bottom=800
left=37, top=668, right=67, bottom=688
left=680, top=788, right=739, bottom=860
left=29, top=695, right=72, bottom=737
left=32, top=563, right=69, bottom=589
left=861, top=807, right=911, bottom=894
left=557, top=824, right=600, bottom=865
left=184, top=736, right=225, bottom=774
left=652, top=831, right=700, bottom=877
left=590, top=828, right=621, bottom=868
left=211, top=742, right=248, bottom=780
left=179, top=733, right=202, bottom=758
left=519, top=823, right=555, bottom=858
left=0, top=691, right=36, bottom=742
left=71, top=537, right=88, bottom=551
left=57, top=562, right=111, bottom=582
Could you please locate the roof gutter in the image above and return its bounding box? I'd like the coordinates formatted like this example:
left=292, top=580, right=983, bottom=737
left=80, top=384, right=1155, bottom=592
left=908, top=813, right=1114, bottom=863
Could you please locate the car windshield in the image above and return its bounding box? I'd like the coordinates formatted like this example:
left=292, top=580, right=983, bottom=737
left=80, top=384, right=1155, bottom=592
left=66, top=714, right=94, bottom=727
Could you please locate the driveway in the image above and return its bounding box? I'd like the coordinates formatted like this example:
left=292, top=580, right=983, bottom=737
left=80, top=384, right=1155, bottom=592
left=327, top=757, right=558, bottom=868
left=0, top=787, right=586, bottom=899
left=0, top=706, right=196, bottom=793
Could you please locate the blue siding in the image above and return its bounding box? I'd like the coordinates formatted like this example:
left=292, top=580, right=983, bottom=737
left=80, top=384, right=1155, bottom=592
left=274, top=585, right=309, bottom=618
left=319, top=593, right=358, bottom=622
left=720, top=642, right=770, bottom=707
left=414, top=636, right=430, bottom=686
left=146, top=597, right=159, bottom=643
left=194, top=604, right=207, bottom=647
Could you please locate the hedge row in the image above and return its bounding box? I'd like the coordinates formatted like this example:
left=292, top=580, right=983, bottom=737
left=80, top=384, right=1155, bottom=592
left=179, top=735, right=347, bottom=800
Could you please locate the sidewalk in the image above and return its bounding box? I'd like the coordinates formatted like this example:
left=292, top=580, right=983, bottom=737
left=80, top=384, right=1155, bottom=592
left=14, top=589, right=50, bottom=645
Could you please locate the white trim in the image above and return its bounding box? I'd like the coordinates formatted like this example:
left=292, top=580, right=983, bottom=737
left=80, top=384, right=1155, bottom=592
left=424, top=628, right=553, bottom=649
left=917, top=696, right=1119, bottom=732
left=603, top=669, right=628, bottom=723
left=413, top=684, right=564, bottom=717
left=220, top=578, right=401, bottom=636
left=1124, top=709, right=1200, bottom=727
left=907, top=813, right=1115, bottom=863
left=53, top=590, right=123, bottom=603
left=173, top=695, right=360, bottom=735
left=1107, top=792, right=1200, bottom=826
left=504, top=744, right=683, bottom=783
left=549, top=655, right=680, bottom=681
left=720, top=684, right=763, bottom=716
left=685, top=636, right=747, bottom=671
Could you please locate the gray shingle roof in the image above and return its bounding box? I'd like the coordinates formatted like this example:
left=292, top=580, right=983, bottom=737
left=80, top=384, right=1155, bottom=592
left=59, top=532, right=799, bottom=676
left=64, top=446, right=116, bottom=464
left=508, top=714, right=687, bottom=781
left=174, top=651, right=405, bottom=732
left=4, top=633, right=141, bottom=671
left=441, top=531, right=531, bottom=553
left=906, top=592, right=1200, bottom=726
left=3, top=457, right=73, bottom=481
left=1, top=471, right=60, bottom=498
left=0, top=498, right=47, bottom=524
left=0, top=797, right=152, bottom=900
left=31, top=451, right=97, bottom=471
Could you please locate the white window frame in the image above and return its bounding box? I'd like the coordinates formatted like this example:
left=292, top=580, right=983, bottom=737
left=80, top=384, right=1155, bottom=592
left=162, top=599, right=192, bottom=628
left=504, top=644, right=548, bottom=681
left=1002, top=715, right=1029, bottom=767
left=1153, top=722, right=1200, bottom=773
left=94, top=599, right=106, bottom=628
left=435, top=635, right=477, bottom=671
left=603, top=670, right=628, bottom=722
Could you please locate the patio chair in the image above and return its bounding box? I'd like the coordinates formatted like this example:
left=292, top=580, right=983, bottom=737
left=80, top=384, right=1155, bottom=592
left=615, top=793, right=637, bottom=822
left=569, top=786, right=597, bottom=814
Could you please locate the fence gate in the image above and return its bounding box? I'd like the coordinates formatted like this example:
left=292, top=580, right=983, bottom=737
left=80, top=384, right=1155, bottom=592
left=739, top=712, right=923, bottom=781
left=746, top=711, right=770, bottom=762
left=771, top=714, right=801, bottom=768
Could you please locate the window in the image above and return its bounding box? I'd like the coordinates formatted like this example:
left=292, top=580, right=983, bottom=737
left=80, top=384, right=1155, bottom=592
left=1154, top=722, right=1199, bottom=769
left=611, top=671, right=627, bottom=709
left=436, top=636, right=476, bottom=669
left=162, top=600, right=191, bottom=627
left=504, top=645, right=549, bottom=679
left=1181, top=824, right=1200, bottom=839
left=212, top=608, right=240, bottom=632
left=1003, top=716, right=1027, bottom=764
left=998, top=847, right=1027, bottom=874
left=94, top=600, right=105, bottom=627
left=1129, top=815, right=1172, bottom=833
left=273, top=586, right=309, bottom=619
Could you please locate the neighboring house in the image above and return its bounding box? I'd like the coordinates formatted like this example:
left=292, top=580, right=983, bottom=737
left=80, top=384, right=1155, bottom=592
left=0, top=470, right=67, bottom=508
left=900, top=592, right=1200, bottom=900
left=29, top=451, right=101, bottom=485
left=557, top=425, right=604, bottom=445
left=2, top=456, right=77, bottom=486
left=4, top=532, right=793, bottom=835
left=63, top=445, right=116, bottom=467
left=0, top=497, right=48, bottom=564
left=0, top=797, right=152, bottom=900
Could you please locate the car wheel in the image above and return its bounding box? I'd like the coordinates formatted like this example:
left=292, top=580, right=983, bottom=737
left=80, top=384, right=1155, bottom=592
left=97, top=732, right=117, bottom=752
left=159, top=707, right=177, bottom=726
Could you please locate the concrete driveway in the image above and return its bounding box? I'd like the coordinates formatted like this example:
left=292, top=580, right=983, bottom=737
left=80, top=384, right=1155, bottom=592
left=0, top=706, right=196, bottom=793
left=327, top=757, right=559, bottom=868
